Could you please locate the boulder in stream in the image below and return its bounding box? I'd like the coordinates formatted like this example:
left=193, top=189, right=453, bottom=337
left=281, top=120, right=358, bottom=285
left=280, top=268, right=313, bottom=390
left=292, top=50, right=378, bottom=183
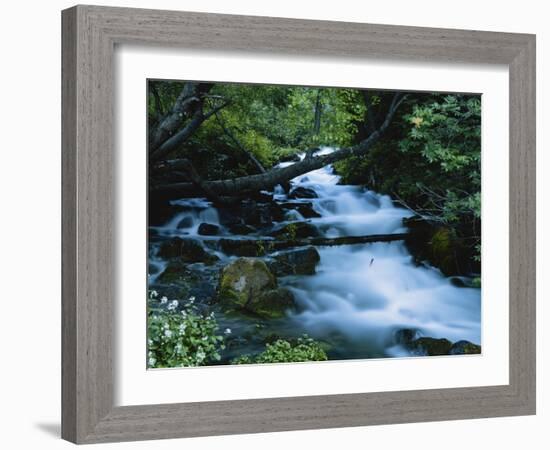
left=288, top=186, right=318, bottom=199
left=228, top=223, right=257, bottom=235
left=279, top=201, right=321, bottom=219
left=449, top=340, right=481, bottom=355
left=268, top=246, right=321, bottom=276
left=198, top=222, right=220, bottom=236
left=218, top=258, right=276, bottom=308
left=218, top=258, right=295, bottom=318
left=269, top=221, right=320, bottom=239
left=407, top=337, right=453, bottom=356
left=248, top=287, right=295, bottom=319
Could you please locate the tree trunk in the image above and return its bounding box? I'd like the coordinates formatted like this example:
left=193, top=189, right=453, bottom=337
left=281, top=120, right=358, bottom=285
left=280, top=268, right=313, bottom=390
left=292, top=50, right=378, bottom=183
left=149, top=100, right=230, bottom=163
left=149, top=82, right=202, bottom=152
left=313, top=89, right=322, bottom=135
left=218, top=233, right=410, bottom=256
left=152, top=92, right=406, bottom=198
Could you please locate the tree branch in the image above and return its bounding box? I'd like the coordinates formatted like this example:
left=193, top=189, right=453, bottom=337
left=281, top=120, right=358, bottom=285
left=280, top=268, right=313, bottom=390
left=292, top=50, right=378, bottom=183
left=214, top=110, right=266, bottom=174
left=150, top=100, right=230, bottom=163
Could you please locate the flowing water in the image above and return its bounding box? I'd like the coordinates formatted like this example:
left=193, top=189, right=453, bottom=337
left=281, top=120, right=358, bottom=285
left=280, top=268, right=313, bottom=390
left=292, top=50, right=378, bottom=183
left=150, top=147, right=481, bottom=360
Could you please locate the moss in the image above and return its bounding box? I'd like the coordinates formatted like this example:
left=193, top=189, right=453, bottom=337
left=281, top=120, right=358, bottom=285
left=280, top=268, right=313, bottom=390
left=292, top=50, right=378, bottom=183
left=409, top=337, right=452, bottom=356
left=248, top=288, right=295, bottom=319
left=449, top=340, right=481, bottom=355
left=218, top=258, right=276, bottom=309
left=429, top=227, right=455, bottom=274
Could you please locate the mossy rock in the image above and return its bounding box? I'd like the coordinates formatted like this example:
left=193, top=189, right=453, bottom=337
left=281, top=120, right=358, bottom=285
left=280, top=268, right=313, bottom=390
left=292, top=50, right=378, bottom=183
left=248, top=288, right=295, bottom=319
left=157, top=260, right=188, bottom=283
left=408, top=337, right=452, bottom=356
left=449, top=340, right=481, bottom=355
left=404, top=216, right=476, bottom=276
left=218, top=258, right=277, bottom=309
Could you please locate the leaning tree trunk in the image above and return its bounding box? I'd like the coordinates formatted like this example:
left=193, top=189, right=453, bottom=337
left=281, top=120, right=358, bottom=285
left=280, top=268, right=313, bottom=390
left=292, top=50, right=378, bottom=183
left=151, top=92, right=406, bottom=199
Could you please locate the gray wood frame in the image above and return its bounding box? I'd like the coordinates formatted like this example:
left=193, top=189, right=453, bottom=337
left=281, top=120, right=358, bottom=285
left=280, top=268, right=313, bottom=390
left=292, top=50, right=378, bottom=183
left=62, top=4, right=536, bottom=444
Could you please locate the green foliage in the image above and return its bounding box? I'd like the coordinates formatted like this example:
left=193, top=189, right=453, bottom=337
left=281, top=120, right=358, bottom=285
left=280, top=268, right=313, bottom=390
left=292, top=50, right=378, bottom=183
left=150, top=82, right=366, bottom=175
left=398, top=95, right=481, bottom=220
left=336, top=94, right=481, bottom=268
left=147, top=291, right=225, bottom=368
left=232, top=336, right=328, bottom=364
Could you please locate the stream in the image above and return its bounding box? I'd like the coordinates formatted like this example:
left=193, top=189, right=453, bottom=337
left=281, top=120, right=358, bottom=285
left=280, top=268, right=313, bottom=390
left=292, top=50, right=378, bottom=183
left=149, top=147, right=481, bottom=361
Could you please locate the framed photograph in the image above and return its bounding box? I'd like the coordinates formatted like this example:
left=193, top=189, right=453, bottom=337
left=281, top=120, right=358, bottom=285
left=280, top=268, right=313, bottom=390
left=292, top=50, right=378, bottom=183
left=62, top=5, right=536, bottom=444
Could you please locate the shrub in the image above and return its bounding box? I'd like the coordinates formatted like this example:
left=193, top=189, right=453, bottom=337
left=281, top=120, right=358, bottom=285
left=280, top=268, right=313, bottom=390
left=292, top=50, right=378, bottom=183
left=147, top=291, right=225, bottom=368
left=232, top=335, right=328, bottom=364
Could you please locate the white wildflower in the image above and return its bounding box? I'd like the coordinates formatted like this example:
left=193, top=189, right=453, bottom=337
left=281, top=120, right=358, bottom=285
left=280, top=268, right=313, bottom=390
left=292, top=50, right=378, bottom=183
left=178, top=323, right=187, bottom=334
left=148, top=357, right=156, bottom=367
left=224, top=328, right=232, bottom=335
left=164, top=329, right=173, bottom=338
left=167, top=300, right=179, bottom=311
left=150, top=290, right=158, bottom=298
left=160, top=296, right=168, bottom=304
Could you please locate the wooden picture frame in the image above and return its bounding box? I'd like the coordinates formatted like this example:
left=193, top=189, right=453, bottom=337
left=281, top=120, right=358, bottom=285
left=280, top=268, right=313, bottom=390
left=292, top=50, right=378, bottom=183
left=62, top=5, right=536, bottom=444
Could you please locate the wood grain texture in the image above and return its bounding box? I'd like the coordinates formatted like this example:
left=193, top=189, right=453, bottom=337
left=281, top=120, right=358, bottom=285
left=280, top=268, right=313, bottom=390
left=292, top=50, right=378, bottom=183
left=61, top=4, right=536, bottom=444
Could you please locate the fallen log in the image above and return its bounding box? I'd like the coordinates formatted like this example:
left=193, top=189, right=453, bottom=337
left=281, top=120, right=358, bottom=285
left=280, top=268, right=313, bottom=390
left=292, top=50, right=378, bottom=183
left=151, top=92, right=407, bottom=199
left=218, top=233, right=410, bottom=256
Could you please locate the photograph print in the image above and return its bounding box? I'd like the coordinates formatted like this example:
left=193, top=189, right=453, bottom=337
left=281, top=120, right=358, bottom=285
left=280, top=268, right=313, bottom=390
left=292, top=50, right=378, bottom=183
left=147, top=80, right=482, bottom=368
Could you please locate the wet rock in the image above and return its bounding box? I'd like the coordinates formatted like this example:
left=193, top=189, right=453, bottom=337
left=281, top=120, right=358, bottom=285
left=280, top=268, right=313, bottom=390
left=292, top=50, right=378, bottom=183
left=268, top=246, right=321, bottom=276
left=218, top=258, right=277, bottom=309
left=218, top=208, right=243, bottom=227
left=158, top=237, right=219, bottom=264
left=269, top=222, right=320, bottom=239
left=403, top=215, right=478, bottom=276
left=240, top=200, right=274, bottom=227
left=449, top=276, right=467, bottom=287
left=408, top=337, right=453, bottom=356
left=249, top=287, right=295, bottom=319
left=250, top=191, right=273, bottom=202
left=176, top=216, right=194, bottom=229
left=155, top=260, right=220, bottom=302
left=228, top=223, right=257, bottom=235
left=393, top=328, right=420, bottom=346
left=449, top=340, right=481, bottom=355
left=198, top=222, right=220, bottom=236
left=156, top=260, right=188, bottom=283
left=279, top=202, right=321, bottom=219
left=289, top=186, right=318, bottom=199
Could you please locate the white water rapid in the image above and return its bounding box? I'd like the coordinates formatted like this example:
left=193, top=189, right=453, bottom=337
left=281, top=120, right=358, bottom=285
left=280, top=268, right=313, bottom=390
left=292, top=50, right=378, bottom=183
left=277, top=148, right=481, bottom=358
